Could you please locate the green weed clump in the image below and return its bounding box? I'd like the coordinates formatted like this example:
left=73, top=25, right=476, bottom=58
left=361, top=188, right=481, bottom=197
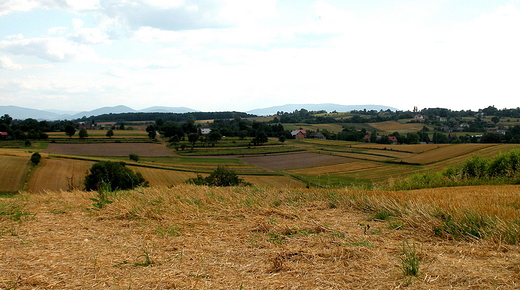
left=391, top=150, right=520, bottom=190
left=0, top=200, right=32, bottom=222
left=400, top=240, right=421, bottom=277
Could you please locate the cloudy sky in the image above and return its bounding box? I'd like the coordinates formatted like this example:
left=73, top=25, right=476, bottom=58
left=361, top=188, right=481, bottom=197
left=1, top=0, right=519, bottom=112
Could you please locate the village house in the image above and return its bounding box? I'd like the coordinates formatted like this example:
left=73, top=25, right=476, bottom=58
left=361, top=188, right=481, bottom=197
left=414, top=114, right=427, bottom=121
left=0, top=132, right=9, bottom=140
left=200, top=127, right=212, bottom=135
left=291, top=129, right=306, bottom=139
left=308, top=132, right=326, bottom=140
left=388, top=136, right=399, bottom=144
left=78, top=122, right=93, bottom=130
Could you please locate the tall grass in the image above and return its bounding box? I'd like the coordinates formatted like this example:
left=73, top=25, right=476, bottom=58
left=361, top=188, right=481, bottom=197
left=81, top=182, right=520, bottom=245
left=391, top=150, right=520, bottom=190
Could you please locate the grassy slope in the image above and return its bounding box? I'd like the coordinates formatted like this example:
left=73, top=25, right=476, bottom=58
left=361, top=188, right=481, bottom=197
left=1, top=185, right=519, bottom=289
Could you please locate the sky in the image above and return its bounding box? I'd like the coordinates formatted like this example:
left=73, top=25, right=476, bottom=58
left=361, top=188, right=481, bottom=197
left=0, top=0, right=519, bottom=113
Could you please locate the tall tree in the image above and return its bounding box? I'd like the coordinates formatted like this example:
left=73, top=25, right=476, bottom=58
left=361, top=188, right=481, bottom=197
left=64, top=124, right=76, bottom=138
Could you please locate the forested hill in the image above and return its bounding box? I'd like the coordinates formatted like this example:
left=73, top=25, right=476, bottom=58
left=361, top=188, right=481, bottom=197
left=77, top=111, right=257, bottom=123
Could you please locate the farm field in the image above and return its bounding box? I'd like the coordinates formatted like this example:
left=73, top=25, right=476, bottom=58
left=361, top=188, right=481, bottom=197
left=27, top=158, right=94, bottom=193
left=239, top=152, right=355, bottom=170
left=1, top=185, right=520, bottom=289
left=44, top=143, right=174, bottom=157
left=0, top=154, right=30, bottom=193
left=1, top=139, right=519, bottom=192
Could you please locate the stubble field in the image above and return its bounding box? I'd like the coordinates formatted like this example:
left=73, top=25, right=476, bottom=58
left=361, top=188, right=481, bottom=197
left=1, top=185, right=520, bottom=289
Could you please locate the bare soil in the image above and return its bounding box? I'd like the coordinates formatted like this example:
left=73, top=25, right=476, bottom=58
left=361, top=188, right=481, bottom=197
left=239, top=152, right=355, bottom=170
left=44, top=143, right=174, bottom=157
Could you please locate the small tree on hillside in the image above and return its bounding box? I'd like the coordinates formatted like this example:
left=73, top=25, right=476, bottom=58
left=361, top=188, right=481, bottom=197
left=79, top=128, right=88, bottom=139
left=185, top=166, right=251, bottom=187
left=31, top=152, right=42, bottom=165
left=64, top=124, right=76, bottom=138
left=85, top=161, right=148, bottom=191
left=188, top=133, right=200, bottom=149
left=106, top=129, right=114, bottom=138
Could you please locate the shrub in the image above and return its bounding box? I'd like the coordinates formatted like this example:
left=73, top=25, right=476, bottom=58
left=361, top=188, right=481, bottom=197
left=460, top=155, right=489, bottom=179
left=129, top=153, right=139, bottom=162
left=85, top=161, right=148, bottom=191
left=186, top=166, right=252, bottom=187
left=30, top=152, right=41, bottom=165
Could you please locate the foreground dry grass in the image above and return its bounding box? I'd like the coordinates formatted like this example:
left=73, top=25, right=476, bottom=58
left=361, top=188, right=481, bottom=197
left=1, top=185, right=520, bottom=289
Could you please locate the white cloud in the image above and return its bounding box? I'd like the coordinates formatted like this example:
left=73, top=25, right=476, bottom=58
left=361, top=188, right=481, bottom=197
left=0, top=56, right=22, bottom=70
left=68, top=18, right=109, bottom=44
left=0, top=37, right=98, bottom=62
left=0, top=0, right=66, bottom=15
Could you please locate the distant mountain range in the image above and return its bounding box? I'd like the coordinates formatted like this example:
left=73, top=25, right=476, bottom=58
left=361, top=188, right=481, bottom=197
left=0, top=105, right=198, bottom=120
left=0, top=104, right=398, bottom=120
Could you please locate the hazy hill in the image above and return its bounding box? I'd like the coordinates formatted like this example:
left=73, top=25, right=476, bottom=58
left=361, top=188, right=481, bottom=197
left=0, top=105, right=63, bottom=120
left=140, top=106, right=199, bottom=113
left=0, top=105, right=198, bottom=120
left=246, top=103, right=399, bottom=116
left=1, top=103, right=397, bottom=120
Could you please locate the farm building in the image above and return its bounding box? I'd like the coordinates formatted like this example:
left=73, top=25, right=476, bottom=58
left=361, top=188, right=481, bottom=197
left=414, top=114, right=427, bottom=120
left=0, top=132, right=8, bottom=140
left=308, top=132, right=326, bottom=140
left=291, top=130, right=306, bottom=139
left=78, top=122, right=93, bottom=130
left=200, top=127, right=212, bottom=135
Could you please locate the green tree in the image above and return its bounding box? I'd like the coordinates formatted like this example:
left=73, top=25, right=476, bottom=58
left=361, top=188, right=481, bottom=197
left=30, top=152, right=42, bottom=165
left=129, top=153, right=139, bottom=162
left=406, top=132, right=420, bottom=144
left=252, top=131, right=268, bottom=146
left=188, top=133, right=200, bottom=149
left=64, top=124, right=76, bottom=138
left=278, top=135, right=287, bottom=144
left=84, top=161, right=147, bottom=191
left=185, top=166, right=250, bottom=187
left=106, top=129, right=114, bottom=138
left=207, top=130, right=222, bottom=146
left=146, top=125, right=157, bottom=139
left=79, top=128, right=88, bottom=138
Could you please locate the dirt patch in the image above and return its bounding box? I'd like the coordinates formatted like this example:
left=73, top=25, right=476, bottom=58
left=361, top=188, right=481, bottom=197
left=240, top=152, right=355, bottom=170
left=44, top=143, right=174, bottom=157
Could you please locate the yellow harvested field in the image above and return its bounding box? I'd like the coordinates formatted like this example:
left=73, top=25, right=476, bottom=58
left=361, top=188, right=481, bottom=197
left=351, top=143, right=451, bottom=153
left=0, top=155, right=30, bottom=192
left=289, top=161, right=380, bottom=175
left=333, top=151, right=394, bottom=162
left=242, top=175, right=306, bottom=188
left=400, top=144, right=495, bottom=164
left=45, top=143, right=174, bottom=157
left=369, top=121, right=426, bottom=133
left=27, top=158, right=94, bottom=193
left=2, top=185, right=520, bottom=289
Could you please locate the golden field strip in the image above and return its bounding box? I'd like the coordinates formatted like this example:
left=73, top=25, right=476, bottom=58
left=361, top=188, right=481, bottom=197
left=1, top=185, right=520, bottom=289
left=0, top=154, right=30, bottom=193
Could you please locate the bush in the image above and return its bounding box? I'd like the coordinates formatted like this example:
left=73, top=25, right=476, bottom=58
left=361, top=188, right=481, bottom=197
left=85, top=161, right=148, bottom=191
left=30, top=152, right=41, bottom=165
left=460, top=155, right=489, bottom=179
left=129, top=153, right=139, bottom=162
left=186, top=166, right=252, bottom=187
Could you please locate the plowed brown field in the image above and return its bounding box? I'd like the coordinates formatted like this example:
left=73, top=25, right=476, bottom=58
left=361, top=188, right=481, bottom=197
left=240, top=152, right=354, bottom=170
left=44, top=143, right=174, bottom=157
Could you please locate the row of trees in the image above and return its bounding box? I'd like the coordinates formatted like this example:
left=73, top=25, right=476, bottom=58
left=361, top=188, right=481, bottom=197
left=144, top=117, right=286, bottom=147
